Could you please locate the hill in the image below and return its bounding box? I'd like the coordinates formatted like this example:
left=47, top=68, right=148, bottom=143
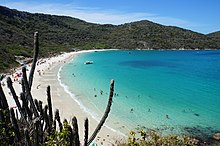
left=0, top=5, right=220, bottom=72
left=207, top=31, right=220, bottom=49
left=208, top=31, right=220, bottom=38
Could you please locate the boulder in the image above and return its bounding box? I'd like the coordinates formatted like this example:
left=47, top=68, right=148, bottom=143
left=213, top=133, right=220, bottom=140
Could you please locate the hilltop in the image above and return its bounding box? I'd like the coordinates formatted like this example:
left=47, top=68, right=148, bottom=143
left=0, top=5, right=220, bottom=71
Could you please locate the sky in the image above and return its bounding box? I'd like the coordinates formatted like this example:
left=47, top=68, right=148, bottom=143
left=0, top=0, right=220, bottom=34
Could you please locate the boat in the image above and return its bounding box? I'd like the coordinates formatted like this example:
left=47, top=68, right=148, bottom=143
left=84, top=61, right=93, bottom=64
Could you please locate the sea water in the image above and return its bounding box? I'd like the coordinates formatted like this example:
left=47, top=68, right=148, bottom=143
left=59, top=50, right=220, bottom=138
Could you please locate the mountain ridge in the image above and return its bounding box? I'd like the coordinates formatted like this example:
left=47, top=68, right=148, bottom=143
left=0, top=5, right=220, bottom=72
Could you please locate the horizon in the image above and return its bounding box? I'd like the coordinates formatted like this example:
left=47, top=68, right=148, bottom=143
left=0, top=0, right=220, bottom=34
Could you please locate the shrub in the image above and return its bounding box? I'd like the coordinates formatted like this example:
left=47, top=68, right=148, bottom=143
left=124, top=129, right=199, bottom=146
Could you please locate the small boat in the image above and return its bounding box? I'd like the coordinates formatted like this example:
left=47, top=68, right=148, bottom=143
left=84, top=61, right=93, bottom=64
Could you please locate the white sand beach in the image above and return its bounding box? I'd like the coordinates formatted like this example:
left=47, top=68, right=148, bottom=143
left=1, top=50, right=126, bottom=146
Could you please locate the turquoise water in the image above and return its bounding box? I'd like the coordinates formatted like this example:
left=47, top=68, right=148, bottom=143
left=59, top=50, right=220, bottom=138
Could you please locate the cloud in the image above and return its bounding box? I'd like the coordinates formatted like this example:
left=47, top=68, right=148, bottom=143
left=1, top=1, right=195, bottom=29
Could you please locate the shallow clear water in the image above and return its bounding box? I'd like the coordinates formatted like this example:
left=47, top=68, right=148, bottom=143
left=59, top=50, right=220, bottom=138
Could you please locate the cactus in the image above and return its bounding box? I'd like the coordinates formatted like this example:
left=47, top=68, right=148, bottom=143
left=0, top=83, right=9, bottom=110
left=43, top=105, right=49, bottom=132
left=38, top=100, right=43, bottom=117
left=24, top=129, right=31, bottom=146
left=53, top=119, right=56, bottom=130
left=0, top=109, right=3, bottom=121
left=22, top=67, right=39, bottom=117
left=10, top=108, right=21, bottom=141
left=55, top=109, right=63, bottom=132
left=15, top=109, right=18, bottom=119
left=29, top=32, right=39, bottom=91
left=7, top=77, right=25, bottom=120
left=0, top=83, right=10, bottom=123
left=20, top=92, right=32, bottom=120
left=72, top=116, right=80, bottom=146
left=21, top=78, right=26, bottom=94
left=0, top=32, right=116, bottom=146
left=68, top=125, right=74, bottom=146
left=87, top=79, right=115, bottom=145
left=47, top=86, right=53, bottom=124
left=33, top=119, right=40, bottom=146
left=34, top=99, right=40, bottom=112
left=84, top=118, right=89, bottom=146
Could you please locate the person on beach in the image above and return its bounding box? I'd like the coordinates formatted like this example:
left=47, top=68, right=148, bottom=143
left=37, top=84, right=41, bottom=89
left=1, top=81, right=5, bottom=86
left=37, top=70, right=41, bottom=76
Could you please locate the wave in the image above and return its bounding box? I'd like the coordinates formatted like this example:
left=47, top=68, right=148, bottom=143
left=57, top=65, right=125, bottom=136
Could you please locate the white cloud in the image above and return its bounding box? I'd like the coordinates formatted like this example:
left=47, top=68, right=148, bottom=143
left=2, top=2, right=196, bottom=29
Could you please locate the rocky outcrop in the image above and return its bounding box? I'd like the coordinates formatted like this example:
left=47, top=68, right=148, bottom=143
left=213, top=133, right=220, bottom=141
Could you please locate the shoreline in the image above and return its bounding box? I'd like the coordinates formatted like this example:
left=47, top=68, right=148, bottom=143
left=2, top=49, right=219, bottom=144
left=57, top=49, right=127, bottom=136
left=57, top=67, right=126, bottom=136
left=54, top=49, right=220, bottom=143
left=2, top=49, right=126, bottom=145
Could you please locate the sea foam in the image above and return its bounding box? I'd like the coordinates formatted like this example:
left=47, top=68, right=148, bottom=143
left=57, top=63, right=124, bottom=135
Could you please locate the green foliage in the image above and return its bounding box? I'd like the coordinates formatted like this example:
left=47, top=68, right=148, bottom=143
left=0, top=46, right=18, bottom=72
left=208, top=31, right=220, bottom=39
left=125, top=129, right=199, bottom=146
left=0, top=110, right=15, bottom=145
left=44, top=120, right=72, bottom=146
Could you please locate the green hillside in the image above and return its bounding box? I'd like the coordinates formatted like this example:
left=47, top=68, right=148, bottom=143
left=207, top=31, right=220, bottom=49
left=0, top=5, right=220, bottom=72
left=208, top=31, right=220, bottom=38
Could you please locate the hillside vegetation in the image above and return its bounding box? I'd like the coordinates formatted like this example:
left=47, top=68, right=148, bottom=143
left=0, top=5, right=220, bottom=72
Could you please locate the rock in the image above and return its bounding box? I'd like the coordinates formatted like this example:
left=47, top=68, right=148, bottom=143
left=213, top=133, right=220, bottom=140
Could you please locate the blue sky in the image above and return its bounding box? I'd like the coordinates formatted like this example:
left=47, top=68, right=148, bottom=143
left=0, top=0, right=219, bottom=34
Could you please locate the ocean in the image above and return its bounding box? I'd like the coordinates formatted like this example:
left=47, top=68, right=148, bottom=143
left=58, top=50, right=220, bottom=138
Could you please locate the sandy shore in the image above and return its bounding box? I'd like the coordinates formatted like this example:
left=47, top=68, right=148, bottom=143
left=2, top=49, right=126, bottom=145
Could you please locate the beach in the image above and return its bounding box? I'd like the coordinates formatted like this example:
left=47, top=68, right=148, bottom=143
left=1, top=50, right=126, bottom=146
left=58, top=50, right=220, bottom=141
left=3, top=49, right=220, bottom=145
